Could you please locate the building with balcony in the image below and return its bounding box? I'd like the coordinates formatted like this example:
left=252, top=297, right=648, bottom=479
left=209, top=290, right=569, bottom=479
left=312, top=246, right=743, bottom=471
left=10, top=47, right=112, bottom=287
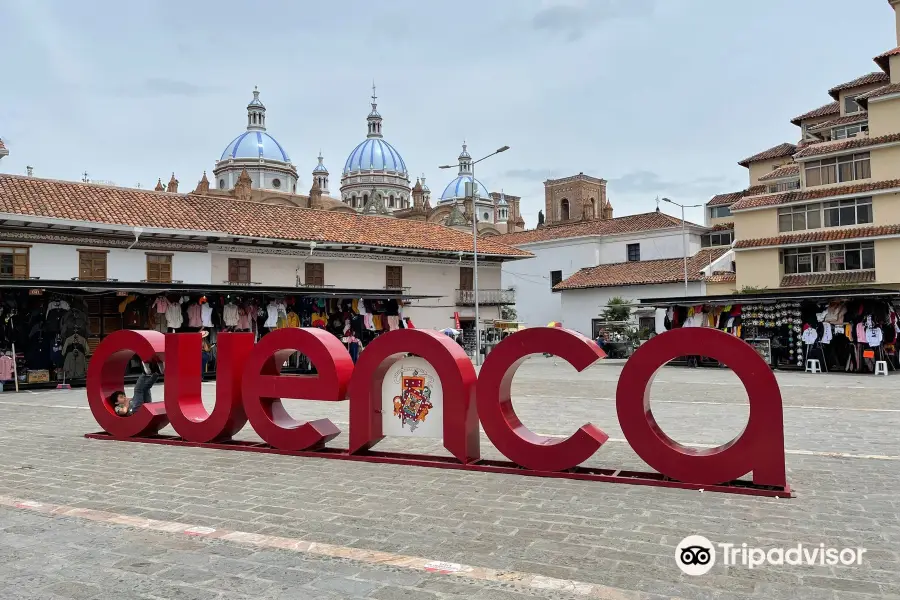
left=706, top=0, right=900, bottom=294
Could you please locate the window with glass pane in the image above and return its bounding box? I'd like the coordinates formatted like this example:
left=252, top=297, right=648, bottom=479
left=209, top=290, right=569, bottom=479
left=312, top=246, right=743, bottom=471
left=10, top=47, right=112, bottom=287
left=804, top=159, right=838, bottom=186
left=778, top=209, right=793, bottom=232
left=807, top=204, right=822, bottom=228
left=857, top=197, right=873, bottom=224
left=710, top=206, right=731, bottom=219
left=844, top=94, right=861, bottom=114
left=854, top=153, right=871, bottom=179
left=838, top=156, right=854, bottom=182
left=626, top=243, right=640, bottom=262
left=862, top=242, right=875, bottom=269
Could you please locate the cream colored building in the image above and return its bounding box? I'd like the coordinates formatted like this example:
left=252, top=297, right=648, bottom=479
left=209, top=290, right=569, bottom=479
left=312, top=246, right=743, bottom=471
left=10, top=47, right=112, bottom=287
left=706, top=0, right=900, bottom=293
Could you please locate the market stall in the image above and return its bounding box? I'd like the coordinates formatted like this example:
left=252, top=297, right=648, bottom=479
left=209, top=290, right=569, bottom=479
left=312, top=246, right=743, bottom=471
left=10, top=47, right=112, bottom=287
left=640, top=288, right=900, bottom=373
left=0, top=280, right=435, bottom=390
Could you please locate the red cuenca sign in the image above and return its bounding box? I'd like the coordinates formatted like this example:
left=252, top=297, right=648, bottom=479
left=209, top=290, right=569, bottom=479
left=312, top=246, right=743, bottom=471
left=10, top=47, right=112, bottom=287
left=86, top=327, right=788, bottom=496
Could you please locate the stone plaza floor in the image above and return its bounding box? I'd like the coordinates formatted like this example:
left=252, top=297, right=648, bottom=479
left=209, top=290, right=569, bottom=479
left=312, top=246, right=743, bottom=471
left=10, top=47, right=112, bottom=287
left=0, top=358, right=898, bottom=599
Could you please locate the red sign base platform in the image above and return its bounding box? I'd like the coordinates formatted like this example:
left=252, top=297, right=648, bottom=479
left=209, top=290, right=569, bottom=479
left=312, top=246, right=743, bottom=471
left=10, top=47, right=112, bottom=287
left=83, top=432, right=792, bottom=498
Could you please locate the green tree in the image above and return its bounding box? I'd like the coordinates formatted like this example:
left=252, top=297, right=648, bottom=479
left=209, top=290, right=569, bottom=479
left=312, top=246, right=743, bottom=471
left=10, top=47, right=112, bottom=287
left=602, top=296, right=632, bottom=322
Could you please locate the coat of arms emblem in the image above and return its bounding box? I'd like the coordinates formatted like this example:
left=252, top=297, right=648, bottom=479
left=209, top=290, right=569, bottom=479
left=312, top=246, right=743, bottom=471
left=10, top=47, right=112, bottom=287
left=392, top=370, right=433, bottom=432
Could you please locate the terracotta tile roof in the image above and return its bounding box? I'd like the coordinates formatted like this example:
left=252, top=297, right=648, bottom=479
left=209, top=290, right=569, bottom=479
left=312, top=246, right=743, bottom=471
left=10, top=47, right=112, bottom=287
left=737, top=143, right=797, bottom=167
left=791, top=102, right=840, bottom=126
left=730, top=179, right=900, bottom=211
left=734, top=224, right=900, bottom=249
left=705, top=272, right=736, bottom=284
left=757, top=164, right=800, bottom=182
left=492, top=211, right=692, bottom=246
left=806, top=113, right=869, bottom=133
left=710, top=222, right=733, bottom=231
left=707, top=185, right=767, bottom=207
left=780, top=270, right=876, bottom=288
left=856, top=83, right=900, bottom=107
left=554, top=247, right=729, bottom=291
left=0, top=174, right=530, bottom=258
left=874, top=46, right=900, bottom=72
left=793, top=132, right=900, bottom=158
left=827, top=72, right=890, bottom=100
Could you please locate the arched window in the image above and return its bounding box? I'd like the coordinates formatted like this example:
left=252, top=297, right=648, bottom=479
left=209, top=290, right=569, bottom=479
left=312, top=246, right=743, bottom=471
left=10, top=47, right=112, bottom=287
left=389, top=195, right=395, bottom=208
left=560, top=198, right=570, bottom=221
left=351, top=194, right=357, bottom=207
left=588, top=197, right=596, bottom=218
left=363, top=194, right=369, bottom=206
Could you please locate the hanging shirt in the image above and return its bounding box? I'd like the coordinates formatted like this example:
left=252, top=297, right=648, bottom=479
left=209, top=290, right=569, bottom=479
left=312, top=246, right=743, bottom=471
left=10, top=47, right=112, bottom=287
left=264, top=303, right=279, bottom=328
left=801, top=328, right=818, bottom=344
left=866, top=326, right=883, bottom=347
left=286, top=312, right=300, bottom=328
left=223, top=304, right=239, bottom=328
left=187, top=304, right=202, bottom=328
left=821, top=324, right=833, bottom=344
left=655, top=308, right=666, bottom=335
left=152, top=296, right=170, bottom=314
left=237, top=307, right=250, bottom=330
left=200, top=303, right=214, bottom=327
left=165, top=300, right=184, bottom=329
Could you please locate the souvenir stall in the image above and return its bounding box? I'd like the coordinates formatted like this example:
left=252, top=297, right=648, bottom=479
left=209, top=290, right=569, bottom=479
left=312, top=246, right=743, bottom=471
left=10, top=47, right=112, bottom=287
left=644, top=289, right=900, bottom=373
left=0, top=281, right=427, bottom=390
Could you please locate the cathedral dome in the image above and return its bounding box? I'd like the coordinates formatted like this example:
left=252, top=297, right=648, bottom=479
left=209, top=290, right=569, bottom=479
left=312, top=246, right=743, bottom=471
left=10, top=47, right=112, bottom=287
left=438, top=143, right=491, bottom=203
left=339, top=85, right=412, bottom=213
left=439, top=175, right=492, bottom=202
left=213, top=87, right=298, bottom=193
left=220, top=131, right=290, bottom=162
left=343, top=138, right=407, bottom=175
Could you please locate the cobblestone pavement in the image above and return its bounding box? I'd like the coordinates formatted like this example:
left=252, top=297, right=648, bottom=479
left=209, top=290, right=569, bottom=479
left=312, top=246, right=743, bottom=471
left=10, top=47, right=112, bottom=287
left=0, top=358, right=898, bottom=599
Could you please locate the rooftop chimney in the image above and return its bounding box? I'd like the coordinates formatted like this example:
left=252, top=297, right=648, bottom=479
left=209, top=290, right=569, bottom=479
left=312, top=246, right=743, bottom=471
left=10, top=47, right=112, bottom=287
left=26, top=166, right=33, bottom=177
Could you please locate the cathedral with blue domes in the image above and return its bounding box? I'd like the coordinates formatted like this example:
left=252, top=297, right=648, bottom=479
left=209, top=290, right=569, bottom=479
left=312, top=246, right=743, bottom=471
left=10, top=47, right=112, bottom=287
left=167, top=86, right=526, bottom=235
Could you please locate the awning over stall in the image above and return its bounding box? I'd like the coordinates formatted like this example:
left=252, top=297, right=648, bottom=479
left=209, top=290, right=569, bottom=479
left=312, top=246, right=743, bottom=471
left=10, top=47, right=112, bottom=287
left=638, top=287, right=900, bottom=307
left=0, top=279, right=438, bottom=301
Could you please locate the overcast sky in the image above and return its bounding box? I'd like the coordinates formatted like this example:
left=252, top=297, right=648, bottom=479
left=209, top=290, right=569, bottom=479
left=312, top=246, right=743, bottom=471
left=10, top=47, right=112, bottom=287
left=0, top=0, right=895, bottom=226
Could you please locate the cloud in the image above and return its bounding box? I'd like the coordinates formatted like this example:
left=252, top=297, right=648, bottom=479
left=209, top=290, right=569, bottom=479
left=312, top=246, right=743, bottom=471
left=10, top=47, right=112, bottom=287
left=608, top=170, right=737, bottom=200
left=115, top=77, right=219, bottom=98
left=532, top=0, right=656, bottom=41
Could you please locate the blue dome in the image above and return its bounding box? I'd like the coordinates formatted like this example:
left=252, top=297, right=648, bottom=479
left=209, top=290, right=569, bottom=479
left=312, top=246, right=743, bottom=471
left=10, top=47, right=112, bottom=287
left=343, top=138, right=407, bottom=175
left=220, top=131, right=290, bottom=162
left=439, top=175, right=492, bottom=203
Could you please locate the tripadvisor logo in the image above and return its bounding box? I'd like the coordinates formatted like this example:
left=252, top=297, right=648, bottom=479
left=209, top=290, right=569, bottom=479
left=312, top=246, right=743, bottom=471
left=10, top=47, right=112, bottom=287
left=676, top=535, right=866, bottom=575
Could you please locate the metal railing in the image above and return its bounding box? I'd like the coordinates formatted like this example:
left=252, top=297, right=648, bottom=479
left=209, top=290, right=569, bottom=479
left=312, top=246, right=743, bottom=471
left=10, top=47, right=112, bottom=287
left=455, top=288, right=515, bottom=306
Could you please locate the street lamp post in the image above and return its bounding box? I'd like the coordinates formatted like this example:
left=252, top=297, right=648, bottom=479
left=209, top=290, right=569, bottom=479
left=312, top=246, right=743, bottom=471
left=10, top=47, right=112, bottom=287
left=440, top=145, right=510, bottom=366
left=662, top=197, right=703, bottom=296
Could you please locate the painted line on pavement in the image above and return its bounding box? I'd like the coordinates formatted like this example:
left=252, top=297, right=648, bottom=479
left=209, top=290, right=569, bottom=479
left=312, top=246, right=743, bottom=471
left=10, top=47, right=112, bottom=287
left=0, top=401, right=90, bottom=410
left=0, top=495, right=659, bottom=600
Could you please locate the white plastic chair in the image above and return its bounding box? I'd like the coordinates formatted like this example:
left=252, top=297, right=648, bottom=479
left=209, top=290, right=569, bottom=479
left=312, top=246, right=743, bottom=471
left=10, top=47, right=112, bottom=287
left=805, top=359, right=822, bottom=374
left=874, top=360, right=888, bottom=376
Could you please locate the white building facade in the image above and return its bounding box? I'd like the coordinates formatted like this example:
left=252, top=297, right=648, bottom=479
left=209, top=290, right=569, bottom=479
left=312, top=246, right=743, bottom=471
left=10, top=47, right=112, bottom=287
left=0, top=174, right=524, bottom=332
left=496, top=211, right=710, bottom=329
